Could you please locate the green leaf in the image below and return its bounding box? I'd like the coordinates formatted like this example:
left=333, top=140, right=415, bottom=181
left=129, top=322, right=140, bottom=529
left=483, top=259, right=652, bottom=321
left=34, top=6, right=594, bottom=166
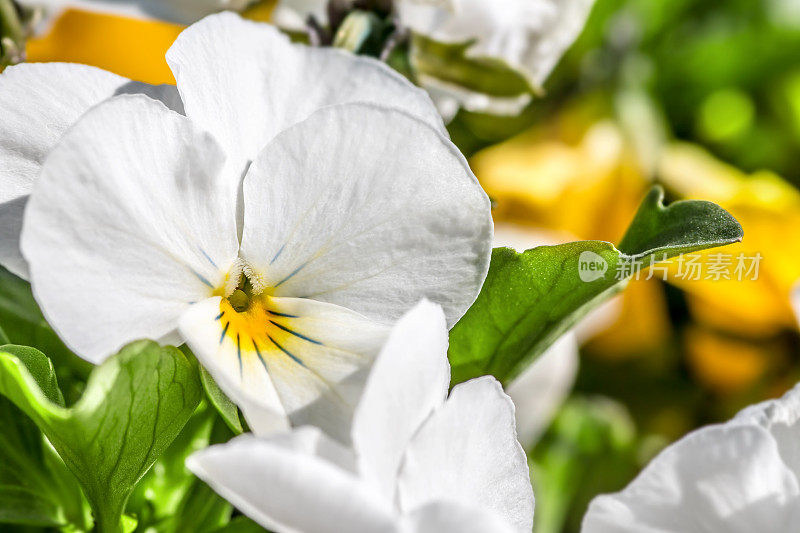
left=0, top=401, right=89, bottom=529
left=0, top=340, right=203, bottom=532
left=127, top=402, right=235, bottom=532
left=0, top=347, right=89, bottom=529
left=200, top=366, right=243, bottom=434
left=448, top=186, right=743, bottom=385
left=410, top=33, right=535, bottom=98
left=617, top=186, right=745, bottom=257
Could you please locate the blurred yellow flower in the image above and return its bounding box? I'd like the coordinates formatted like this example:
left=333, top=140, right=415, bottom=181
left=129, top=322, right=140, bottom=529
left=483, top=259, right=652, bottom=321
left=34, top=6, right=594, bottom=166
left=659, top=143, right=800, bottom=336
left=24, top=2, right=276, bottom=84
left=26, top=9, right=183, bottom=84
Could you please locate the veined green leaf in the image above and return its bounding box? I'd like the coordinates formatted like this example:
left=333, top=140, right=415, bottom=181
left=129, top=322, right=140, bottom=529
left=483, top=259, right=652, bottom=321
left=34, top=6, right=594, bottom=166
left=448, top=186, right=743, bottom=385
left=0, top=340, right=203, bottom=533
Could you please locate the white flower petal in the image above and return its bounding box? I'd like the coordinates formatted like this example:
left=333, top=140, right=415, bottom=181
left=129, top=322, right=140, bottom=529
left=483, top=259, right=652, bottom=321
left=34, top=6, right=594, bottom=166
left=22, top=95, right=237, bottom=363
left=238, top=103, right=492, bottom=327
left=401, top=501, right=517, bottom=533
left=166, top=12, right=445, bottom=176
left=179, top=294, right=388, bottom=442
left=398, top=376, right=534, bottom=533
left=187, top=430, right=399, bottom=533
left=0, top=63, right=133, bottom=278
left=506, top=332, right=578, bottom=446
left=732, top=383, right=800, bottom=480
left=582, top=424, right=800, bottom=533
left=399, top=0, right=595, bottom=88
left=352, top=300, right=450, bottom=501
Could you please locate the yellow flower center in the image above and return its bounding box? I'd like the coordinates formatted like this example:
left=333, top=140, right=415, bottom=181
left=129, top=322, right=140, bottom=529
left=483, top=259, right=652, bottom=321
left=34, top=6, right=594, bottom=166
left=215, top=266, right=312, bottom=369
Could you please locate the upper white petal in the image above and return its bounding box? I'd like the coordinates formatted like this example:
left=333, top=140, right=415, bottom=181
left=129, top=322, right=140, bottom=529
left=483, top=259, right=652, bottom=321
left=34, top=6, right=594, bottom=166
left=582, top=424, right=800, bottom=533
left=238, top=102, right=492, bottom=327
left=166, top=12, right=445, bottom=177
left=352, top=300, right=450, bottom=502
left=398, top=376, right=535, bottom=533
left=187, top=429, right=400, bottom=533
left=22, top=95, right=238, bottom=363
left=0, top=63, right=130, bottom=278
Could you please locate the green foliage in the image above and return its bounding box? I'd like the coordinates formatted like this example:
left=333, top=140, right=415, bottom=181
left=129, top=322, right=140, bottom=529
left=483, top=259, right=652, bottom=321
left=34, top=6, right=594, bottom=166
left=0, top=341, right=203, bottom=532
left=128, top=404, right=237, bottom=533
left=448, top=187, right=743, bottom=385
left=530, top=397, right=641, bottom=533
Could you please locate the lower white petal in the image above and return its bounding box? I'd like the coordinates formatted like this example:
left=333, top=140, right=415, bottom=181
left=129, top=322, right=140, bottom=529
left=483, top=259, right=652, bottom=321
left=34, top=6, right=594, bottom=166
left=398, top=376, right=534, bottom=533
left=582, top=424, right=800, bottom=533
left=352, top=300, right=450, bottom=502
left=179, top=295, right=388, bottom=442
left=732, top=383, right=800, bottom=481
left=401, top=501, right=516, bottom=533
left=187, top=430, right=399, bottom=533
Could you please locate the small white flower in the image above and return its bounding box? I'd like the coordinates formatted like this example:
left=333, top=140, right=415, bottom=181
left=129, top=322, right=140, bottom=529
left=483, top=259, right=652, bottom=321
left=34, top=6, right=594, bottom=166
left=582, top=383, right=800, bottom=532
left=188, top=300, right=535, bottom=533
left=2, top=13, right=492, bottom=440
left=275, top=0, right=596, bottom=116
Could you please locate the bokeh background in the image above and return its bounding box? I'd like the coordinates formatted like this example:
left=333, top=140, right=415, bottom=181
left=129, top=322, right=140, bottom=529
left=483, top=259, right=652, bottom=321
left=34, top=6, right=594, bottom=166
left=10, top=0, right=800, bottom=531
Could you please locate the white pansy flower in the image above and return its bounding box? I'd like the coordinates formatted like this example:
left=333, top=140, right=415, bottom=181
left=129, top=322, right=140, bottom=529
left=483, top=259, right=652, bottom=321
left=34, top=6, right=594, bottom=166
left=5, top=13, right=492, bottom=440
left=188, top=300, right=535, bottom=533
left=275, top=0, right=596, bottom=117
left=582, top=383, right=800, bottom=532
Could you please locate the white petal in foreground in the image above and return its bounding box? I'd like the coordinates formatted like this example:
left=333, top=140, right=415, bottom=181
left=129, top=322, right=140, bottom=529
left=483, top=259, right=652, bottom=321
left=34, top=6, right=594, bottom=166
left=401, top=501, right=517, bottom=533
left=22, top=95, right=238, bottom=363
left=0, top=63, right=128, bottom=278
left=166, top=12, right=445, bottom=177
left=398, top=377, right=535, bottom=533
left=188, top=302, right=534, bottom=533
left=187, top=430, right=398, bottom=533
left=582, top=384, right=800, bottom=533
left=238, top=103, right=492, bottom=327
left=352, top=299, right=450, bottom=501
left=179, top=295, right=388, bottom=442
